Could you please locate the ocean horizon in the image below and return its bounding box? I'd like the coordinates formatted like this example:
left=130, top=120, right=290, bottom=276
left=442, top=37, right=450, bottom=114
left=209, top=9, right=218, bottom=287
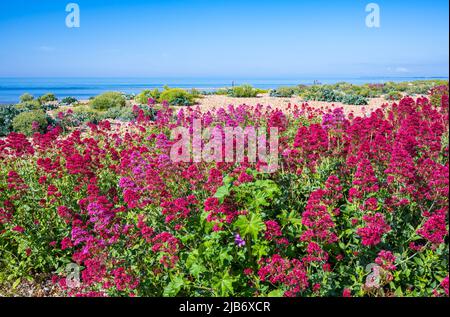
left=0, top=76, right=448, bottom=104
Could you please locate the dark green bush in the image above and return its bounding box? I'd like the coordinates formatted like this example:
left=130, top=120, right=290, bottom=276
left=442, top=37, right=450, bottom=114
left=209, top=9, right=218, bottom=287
left=61, top=97, right=78, bottom=105
left=90, top=92, right=126, bottom=110
left=317, top=88, right=343, bottom=102
left=42, top=103, right=60, bottom=111
left=0, top=105, right=20, bottom=136
left=12, top=110, right=48, bottom=136
left=341, top=94, right=368, bottom=105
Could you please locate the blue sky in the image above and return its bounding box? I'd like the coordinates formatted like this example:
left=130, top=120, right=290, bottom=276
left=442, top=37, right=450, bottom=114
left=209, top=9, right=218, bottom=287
left=0, top=0, right=448, bottom=78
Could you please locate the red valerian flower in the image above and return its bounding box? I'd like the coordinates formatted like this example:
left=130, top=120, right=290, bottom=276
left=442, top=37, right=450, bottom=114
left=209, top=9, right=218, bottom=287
left=356, top=213, right=391, bottom=247
left=375, top=250, right=397, bottom=271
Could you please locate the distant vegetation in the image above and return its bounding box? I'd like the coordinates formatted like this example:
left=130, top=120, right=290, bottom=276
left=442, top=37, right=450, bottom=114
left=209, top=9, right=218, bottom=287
left=90, top=92, right=126, bottom=110
left=0, top=80, right=447, bottom=137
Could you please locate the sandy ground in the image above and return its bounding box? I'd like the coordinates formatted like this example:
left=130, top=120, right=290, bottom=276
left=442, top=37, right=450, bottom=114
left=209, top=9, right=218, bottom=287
left=188, top=94, right=394, bottom=117
left=78, top=93, right=410, bottom=117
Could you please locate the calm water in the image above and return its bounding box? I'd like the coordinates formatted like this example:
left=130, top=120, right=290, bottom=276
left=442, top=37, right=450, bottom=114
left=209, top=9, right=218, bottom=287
left=0, top=77, right=447, bottom=104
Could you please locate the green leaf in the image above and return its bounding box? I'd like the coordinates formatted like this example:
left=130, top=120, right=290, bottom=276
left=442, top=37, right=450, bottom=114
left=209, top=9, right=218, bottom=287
left=234, top=213, right=264, bottom=240
left=189, top=263, right=206, bottom=279
left=214, top=185, right=231, bottom=203
left=163, top=275, right=185, bottom=297
left=267, top=289, right=284, bottom=297
left=214, top=271, right=234, bottom=296
left=185, top=250, right=199, bottom=269
left=12, top=277, right=21, bottom=290
left=394, top=287, right=403, bottom=296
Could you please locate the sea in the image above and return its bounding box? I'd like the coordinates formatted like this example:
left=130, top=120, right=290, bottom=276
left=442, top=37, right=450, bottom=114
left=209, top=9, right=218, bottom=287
left=0, top=77, right=447, bottom=104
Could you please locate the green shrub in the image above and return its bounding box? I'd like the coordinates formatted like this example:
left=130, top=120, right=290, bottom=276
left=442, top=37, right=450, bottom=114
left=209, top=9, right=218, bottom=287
left=12, top=110, right=48, bottom=136
left=90, top=92, right=126, bottom=110
left=15, top=100, right=42, bottom=112
left=228, top=85, right=259, bottom=98
left=72, top=106, right=103, bottom=124
left=341, top=94, right=368, bottom=105
left=135, top=89, right=161, bottom=105
left=42, top=103, right=60, bottom=111
left=19, top=93, right=34, bottom=103
left=101, top=106, right=136, bottom=121
left=270, top=87, right=296, bottom=98
left=0, top=105, right=20, bottom=136
left=317, top=88, right=343, bottom=102
left=38, top=93, right=57, bottom=104
left=386, top=91, right=403, bottom=101
left=61, top=97, right=78, bottom=105
left=214, top=88, right=229, bottom=95
left=159, top=88, right=195, bottom=106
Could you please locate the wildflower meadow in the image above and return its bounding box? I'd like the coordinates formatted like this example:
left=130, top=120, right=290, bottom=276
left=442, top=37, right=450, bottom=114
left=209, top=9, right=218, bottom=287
left=0, top=86, right=449, bottom=297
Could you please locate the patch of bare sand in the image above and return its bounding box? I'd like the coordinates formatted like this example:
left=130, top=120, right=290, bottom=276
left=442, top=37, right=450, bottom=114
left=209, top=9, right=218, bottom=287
left=189, top=93, right=397, bottom=117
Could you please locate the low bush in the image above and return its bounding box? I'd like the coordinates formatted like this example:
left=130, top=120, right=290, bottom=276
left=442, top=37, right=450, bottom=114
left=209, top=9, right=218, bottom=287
left=101, top=106, right=136, bottom=121
left=386, top=91, right=403, bottom=101
left=38, top=93, right=58, bottom=104
left=19, top=93, right=34, bottom=103
left=90, top=92, right=126, bottom=111
left=270, top=87, right=297, bottom=98
left=341, top=94, right=368, bottom=105
left=72, top=106, right=104, bottom=124
left=0, top=105, right=20, bottom=136
left=228, top=85, right=259, bottom=98
left=15, top=100, right=41, bottom=112
left=135, top=89, right=161, bottom=105
left=61, top=97, right=78, bottom=105
left=12, top=110, right=48, bottom=136
left=159, top=88, right=195, bottom=106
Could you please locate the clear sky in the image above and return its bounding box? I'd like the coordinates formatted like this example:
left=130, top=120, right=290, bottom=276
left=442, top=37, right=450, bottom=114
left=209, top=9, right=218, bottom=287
left=0, top=0, right=448, bottom=78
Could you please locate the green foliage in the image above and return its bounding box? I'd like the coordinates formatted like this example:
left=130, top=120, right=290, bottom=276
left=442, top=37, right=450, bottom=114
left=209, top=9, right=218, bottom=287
left=90, top=92, right=126, bottom=110
left=228, top=85, right=259, bottom=98
left=72, top=106, right=104, bottom=124
left=101, top=106, right=136, bottom=121
left=19, top=93, right=34, bottom=103
left=341, top=94, right=368, bottom=105
left=159, top=88, right=195, bottom=106
left=61, top=97, right=78, bottom=105
left=15, top=100, right=41, bottom=112
left=430, top=85, right=449, bottom=107
left=135, top=89, right=161, bottom=105
left=0, top=105, right=20, bottom=136
left=38, top=93, right=57, bottom=104
left=270, top=87, right=297, bottom=98
left=386, top=91, right=403, bottom=101
left=12, top=110, right=48, bottom=136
